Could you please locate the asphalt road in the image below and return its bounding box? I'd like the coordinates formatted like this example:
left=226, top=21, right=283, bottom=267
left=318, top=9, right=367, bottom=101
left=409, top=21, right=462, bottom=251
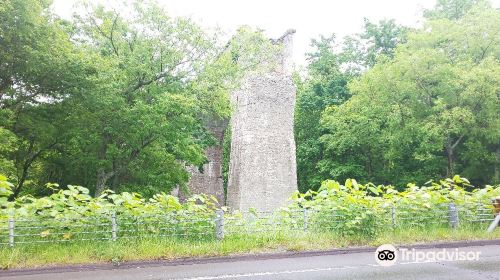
left=3, top=244, right=500, bottom=280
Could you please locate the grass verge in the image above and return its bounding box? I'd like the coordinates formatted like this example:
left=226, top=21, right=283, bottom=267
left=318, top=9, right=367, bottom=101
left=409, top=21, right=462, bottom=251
left=1, top=227, right=500, bottom=270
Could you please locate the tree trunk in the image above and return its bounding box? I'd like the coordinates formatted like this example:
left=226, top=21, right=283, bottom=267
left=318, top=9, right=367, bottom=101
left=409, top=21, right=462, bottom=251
left=10, top=163, right=29, bottom=200
left=366, top=149, right=373, bottom=179
left=111, top=173, right=120, bottom=192
left=10, top=141, right=52, bottom=199
left=94, top=134, right=156, bottom=196
left=446, top=144, right=454, bottom=178
left=445, top=135, right=464, bottom=178
left=494, top=147, right=500, bottom=183
left=95, top=170, right=115, bottom=196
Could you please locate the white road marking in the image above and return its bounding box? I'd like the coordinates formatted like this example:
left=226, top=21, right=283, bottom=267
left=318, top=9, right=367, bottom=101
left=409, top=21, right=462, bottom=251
left=400, top=260, right=435, bottom=265
left=167, top=255, right=494, bottom=280
left=168, top=265, right=372, bottom=280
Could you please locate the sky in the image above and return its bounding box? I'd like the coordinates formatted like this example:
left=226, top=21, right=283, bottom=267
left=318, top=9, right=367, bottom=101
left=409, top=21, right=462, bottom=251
left=51, top=0, right=499, bottom=66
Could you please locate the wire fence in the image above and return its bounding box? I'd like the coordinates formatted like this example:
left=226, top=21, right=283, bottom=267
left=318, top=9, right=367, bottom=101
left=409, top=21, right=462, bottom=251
left=1, top=202, right=499, bottom=247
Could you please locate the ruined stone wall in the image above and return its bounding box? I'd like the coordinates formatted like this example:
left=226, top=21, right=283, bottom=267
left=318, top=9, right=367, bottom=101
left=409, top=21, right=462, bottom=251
left=227, top=30, right=298, bottom=212
left=182, top=117, right=227, bottom=204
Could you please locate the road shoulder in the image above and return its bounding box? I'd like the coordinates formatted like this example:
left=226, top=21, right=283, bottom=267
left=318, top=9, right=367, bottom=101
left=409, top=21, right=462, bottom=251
left=1, top=238, right=500, bottom=277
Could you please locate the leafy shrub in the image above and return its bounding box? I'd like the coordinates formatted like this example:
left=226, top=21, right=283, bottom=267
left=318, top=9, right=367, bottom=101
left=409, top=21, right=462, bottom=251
left=0, top=178, right=218, bottom=243
left=1, top=175, right=499, bottom=243
left=285, top=176, right=500, bottom=237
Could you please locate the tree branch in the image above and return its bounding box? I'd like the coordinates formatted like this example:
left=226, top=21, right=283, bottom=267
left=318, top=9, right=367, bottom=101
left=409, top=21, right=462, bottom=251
left=451, top=134, right=464, bottom=150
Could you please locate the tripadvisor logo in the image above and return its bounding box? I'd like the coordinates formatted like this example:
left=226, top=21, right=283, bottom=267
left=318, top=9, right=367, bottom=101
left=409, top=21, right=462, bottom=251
left=375, top=244, right=481, bottom=267
left=375, top=244, right=397, bottom=266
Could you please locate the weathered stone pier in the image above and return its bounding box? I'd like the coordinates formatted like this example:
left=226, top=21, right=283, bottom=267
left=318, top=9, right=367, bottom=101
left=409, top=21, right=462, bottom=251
left=227, top=30, right=297, bottom=212
left=184, top=30, right=298, bottom=212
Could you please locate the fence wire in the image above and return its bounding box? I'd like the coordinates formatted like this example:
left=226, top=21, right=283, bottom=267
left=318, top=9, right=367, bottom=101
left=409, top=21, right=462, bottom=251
left=0, top=202, right=498, bottom=246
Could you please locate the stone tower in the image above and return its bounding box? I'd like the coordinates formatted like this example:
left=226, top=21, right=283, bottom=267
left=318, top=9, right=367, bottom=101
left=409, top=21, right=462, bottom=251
left=227, top=30, right=298, bottom=212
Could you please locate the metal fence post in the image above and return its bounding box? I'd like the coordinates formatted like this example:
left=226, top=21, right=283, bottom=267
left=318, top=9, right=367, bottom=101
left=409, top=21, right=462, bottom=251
left=111, top=212, right=117, bottom=241
left=448, top=203, right=459, bottom=229
left=391, top=205, right=396, bottom=229
left=303, top=208, right=308, bottom=231
left=487, top=215, right=500, bottom=233
left=8, top=216, right=14, bottom=247
left=215, top=209, right=224, bottom=241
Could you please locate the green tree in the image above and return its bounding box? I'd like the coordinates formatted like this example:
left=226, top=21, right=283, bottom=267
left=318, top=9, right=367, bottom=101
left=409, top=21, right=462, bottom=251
left=0, top=0, right=96, bottom=197
left=424, top=0, right=490, bottom=20
left=295, top=19, right=407, bottom=192
left=342, top=18, right=408, bottom=70
left=295, top=35, right=352, bottom=192
left=56, top=2, right=277, bottom=196
left=320, top=5, right=500, bottom=186
left=1, top=0, right=277, bottom=198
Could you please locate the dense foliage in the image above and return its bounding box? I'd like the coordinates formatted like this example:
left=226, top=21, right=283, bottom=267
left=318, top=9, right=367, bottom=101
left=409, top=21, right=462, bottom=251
left=295, top=0, right=499, bottom=191
left=0, top=174, right=219, bottom=243
left=0, top=0, right=277, bottom=198
left=1, top=174, right=499, bottom=244
left=0, top=0, right=498, bottom=199
left=288, top=175, right=500, bottom=236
